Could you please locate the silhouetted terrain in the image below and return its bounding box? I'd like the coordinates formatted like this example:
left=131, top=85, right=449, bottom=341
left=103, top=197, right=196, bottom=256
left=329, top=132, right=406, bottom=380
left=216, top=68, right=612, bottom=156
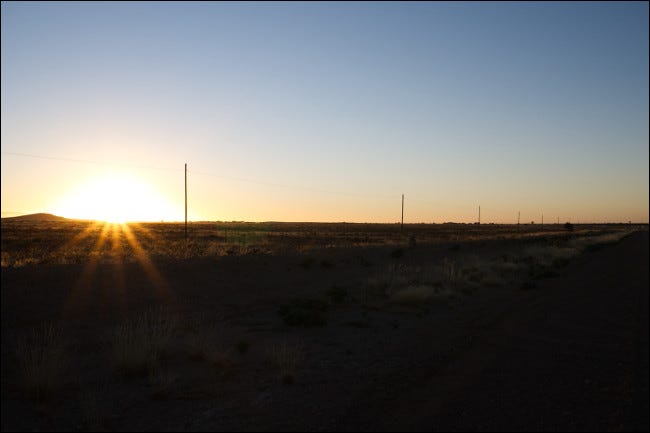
left=2, top=213, right=68, bottom=222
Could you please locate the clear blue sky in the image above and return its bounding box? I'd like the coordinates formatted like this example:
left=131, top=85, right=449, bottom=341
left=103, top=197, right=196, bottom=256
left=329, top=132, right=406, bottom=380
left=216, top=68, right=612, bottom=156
left=2, top=1, right=648, bottom=223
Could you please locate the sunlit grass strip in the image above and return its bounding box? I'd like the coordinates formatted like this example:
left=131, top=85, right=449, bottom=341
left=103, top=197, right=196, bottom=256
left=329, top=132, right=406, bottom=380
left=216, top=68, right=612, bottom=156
left=112, top=308, right=178, bottom=376
left=15, top=323, right=68, bottom=401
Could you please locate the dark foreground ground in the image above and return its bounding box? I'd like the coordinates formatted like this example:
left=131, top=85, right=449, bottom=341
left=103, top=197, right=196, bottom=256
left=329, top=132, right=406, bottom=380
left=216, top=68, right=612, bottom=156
left=1, top=229, right=648, bottom=431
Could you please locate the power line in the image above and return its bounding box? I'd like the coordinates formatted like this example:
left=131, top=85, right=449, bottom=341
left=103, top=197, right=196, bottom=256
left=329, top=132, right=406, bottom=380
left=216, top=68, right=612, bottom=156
left=2, top=151, right=397, bottom=201
left=1, top=151, right=183, bottom=173
left=187, top=169, right=396, bottom=201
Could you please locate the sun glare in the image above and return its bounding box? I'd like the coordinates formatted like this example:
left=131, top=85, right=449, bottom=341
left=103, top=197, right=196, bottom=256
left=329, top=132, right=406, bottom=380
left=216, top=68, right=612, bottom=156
left=53, top=172, right=181, bottom=223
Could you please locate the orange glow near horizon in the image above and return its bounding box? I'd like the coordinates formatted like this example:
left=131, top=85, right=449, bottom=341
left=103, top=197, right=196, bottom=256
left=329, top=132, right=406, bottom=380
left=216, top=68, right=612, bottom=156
left=52, top=172, right=182, bottom=223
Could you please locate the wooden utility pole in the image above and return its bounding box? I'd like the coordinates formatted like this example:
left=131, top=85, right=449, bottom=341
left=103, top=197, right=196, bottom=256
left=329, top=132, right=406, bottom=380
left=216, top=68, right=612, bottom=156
left=478, top=205, right=481, bottom=225
left=518, top=211, right=520, bottom=225
left=185, top=163, right=188, bottom=240
left=401, top=194, right=404, bottom=231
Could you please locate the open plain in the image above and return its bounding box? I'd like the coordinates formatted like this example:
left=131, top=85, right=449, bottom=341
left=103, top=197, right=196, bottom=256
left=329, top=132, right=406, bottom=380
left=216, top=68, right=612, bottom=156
left=1, top=221, right=647, bottom=431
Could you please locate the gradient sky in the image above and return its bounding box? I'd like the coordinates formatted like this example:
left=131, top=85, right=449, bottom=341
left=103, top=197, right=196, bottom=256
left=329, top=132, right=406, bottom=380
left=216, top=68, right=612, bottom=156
left=2, top=1, right=648, bottom=223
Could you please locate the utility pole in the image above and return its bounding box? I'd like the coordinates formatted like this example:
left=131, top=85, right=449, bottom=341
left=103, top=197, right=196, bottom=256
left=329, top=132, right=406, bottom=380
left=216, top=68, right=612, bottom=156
left=518, top=211, right=520, bottom=225
left=185, top=163, right=188, bottom=241
left=401, top=194, right=404, bottom=231
left=478, top=206, right=481, bottom=225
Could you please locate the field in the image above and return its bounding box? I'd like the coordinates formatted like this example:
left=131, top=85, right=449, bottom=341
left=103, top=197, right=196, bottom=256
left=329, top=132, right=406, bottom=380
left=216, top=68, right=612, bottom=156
left=1, top=220, right=648, bottom=431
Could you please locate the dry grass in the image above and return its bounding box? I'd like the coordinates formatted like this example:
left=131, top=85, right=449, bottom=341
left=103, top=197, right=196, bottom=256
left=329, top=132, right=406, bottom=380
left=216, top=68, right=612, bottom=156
left=390, top=285, right=437, bottom=305
left=266, top=340, right=305, bottom=384
left=112, top=308, right=178, bottom=376
left=186, top=324, right=220, bottom=361
left=207, top=346, right=236, bottom=375
left=148, top=366, right=178, bottom=399
left=14, top=323, right=68, bottom=401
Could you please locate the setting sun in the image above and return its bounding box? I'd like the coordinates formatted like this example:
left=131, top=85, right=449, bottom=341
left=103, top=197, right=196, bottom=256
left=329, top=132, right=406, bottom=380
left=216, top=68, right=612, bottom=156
left=52, top=172, right=181, bottom=223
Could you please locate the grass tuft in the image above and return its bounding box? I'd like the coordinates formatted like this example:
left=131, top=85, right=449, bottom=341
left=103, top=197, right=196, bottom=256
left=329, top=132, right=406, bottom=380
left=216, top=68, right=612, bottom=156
left=112, top=308, right=178, bottom=377
left=266, top=340, right=304, bottom=384
left=14, top=323, right=68, bottom=401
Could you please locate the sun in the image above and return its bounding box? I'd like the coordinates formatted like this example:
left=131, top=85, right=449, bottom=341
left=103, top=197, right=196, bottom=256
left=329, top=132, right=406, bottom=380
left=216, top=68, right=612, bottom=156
left=53, top=172, right=181, bottom=223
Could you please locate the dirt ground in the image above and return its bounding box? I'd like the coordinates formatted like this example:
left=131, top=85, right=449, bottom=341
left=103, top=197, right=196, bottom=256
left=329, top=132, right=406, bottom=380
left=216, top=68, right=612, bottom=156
left=1, top=227, right=647, bottom=432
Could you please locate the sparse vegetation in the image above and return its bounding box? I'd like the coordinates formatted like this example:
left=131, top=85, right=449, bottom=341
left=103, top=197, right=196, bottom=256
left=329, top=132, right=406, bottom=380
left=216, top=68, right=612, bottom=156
left=390, top=285, right=436, bottom=305
left=278, top=298, right=329, bottom=327
left=207, top=346, right=236, bottom=376
left=112, top=308, right=178, bottom=376
left=148, top=366, right=177, bottom=399
left=266, top=340, right=305, bottom=384
left=325, top=285, right=348, bottom=304
left=14, top=323, right=68, bottom=401
left=1, top=219, right=642, bottom=431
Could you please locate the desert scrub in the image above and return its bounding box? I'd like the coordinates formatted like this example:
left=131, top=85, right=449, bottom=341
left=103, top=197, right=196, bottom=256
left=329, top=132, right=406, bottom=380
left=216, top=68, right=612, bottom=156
left=266, top=340, right=305, bottom=384
left=112, top=308, right=178, bottom=376
left=14, top=323, right=68, bottom=401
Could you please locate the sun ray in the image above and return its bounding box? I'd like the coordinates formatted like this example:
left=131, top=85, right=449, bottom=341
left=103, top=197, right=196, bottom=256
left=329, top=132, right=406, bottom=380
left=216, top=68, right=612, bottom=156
left=121, top=223, right=175, bottom=304
left=62, top=222, right=112, bottom=318
left=109, top=223, right=127, bottom=313
left=54, top=221, right=104, bottom=256
left=59, top=222, right=176, bottom=320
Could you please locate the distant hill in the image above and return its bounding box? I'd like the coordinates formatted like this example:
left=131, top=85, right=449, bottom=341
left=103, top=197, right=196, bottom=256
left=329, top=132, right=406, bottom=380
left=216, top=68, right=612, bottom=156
left=2, top=213, right=68, bottom=222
